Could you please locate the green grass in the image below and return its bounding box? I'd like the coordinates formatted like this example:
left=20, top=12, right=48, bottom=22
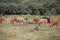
left=0, top=15, right=60, bottom=40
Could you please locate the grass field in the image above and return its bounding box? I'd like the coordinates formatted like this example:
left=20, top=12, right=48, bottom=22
left=0, top=15, right=60, bottom=40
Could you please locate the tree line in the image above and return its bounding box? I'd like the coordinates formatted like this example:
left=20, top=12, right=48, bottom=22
left=0, top=0, right=60, bottom=16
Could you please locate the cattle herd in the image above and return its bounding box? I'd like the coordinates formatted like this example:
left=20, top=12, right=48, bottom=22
left=0, top=16, right=59, bottom=28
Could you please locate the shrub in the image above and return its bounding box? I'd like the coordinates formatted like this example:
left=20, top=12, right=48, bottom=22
left=23, top=14, right=32, bottom=23
left=45, top=9, right=52, bottom=16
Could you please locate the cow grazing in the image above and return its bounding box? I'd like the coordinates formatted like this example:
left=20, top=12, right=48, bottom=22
left=10, top=18, right=15, bottom=24
left=15, top=17, right=24, bottom=24
left=50, top=18, right=59, bottom=27
left=38, top=19, right=48, bottom=24
left=10, top=17, right=24, bottom=24
left=0, top=17, right=4, bottom=23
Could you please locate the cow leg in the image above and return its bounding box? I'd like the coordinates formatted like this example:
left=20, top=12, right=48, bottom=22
left=50, top=24, right=53, bottom=28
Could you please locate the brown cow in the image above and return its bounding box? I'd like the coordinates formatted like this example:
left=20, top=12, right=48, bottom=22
left=0, top=17, right=4, bottom=23
left=15, top=17, right=24, bottom=24
left=10, top=18, right=15, bottom=24
left=33, top=16, right=40, bottom=23
left=50, top=18, right=59, bottom=27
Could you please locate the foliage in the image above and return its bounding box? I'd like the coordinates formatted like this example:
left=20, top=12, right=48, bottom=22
left=45, top=9, right=52, bottom=16
left=23, top=14, right=32, bottom=20
left=0, top=0, right=60, bottom=15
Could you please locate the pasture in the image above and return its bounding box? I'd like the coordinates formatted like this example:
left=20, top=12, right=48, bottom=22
left=0, top=15, right=60, bottom=40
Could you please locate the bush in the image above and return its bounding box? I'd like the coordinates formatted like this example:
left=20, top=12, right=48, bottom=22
left=23, top=14, right=32, bottom=20
left=45, top=9, right=52, bottom=16
left=23, top=14, right=32, bottom=23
